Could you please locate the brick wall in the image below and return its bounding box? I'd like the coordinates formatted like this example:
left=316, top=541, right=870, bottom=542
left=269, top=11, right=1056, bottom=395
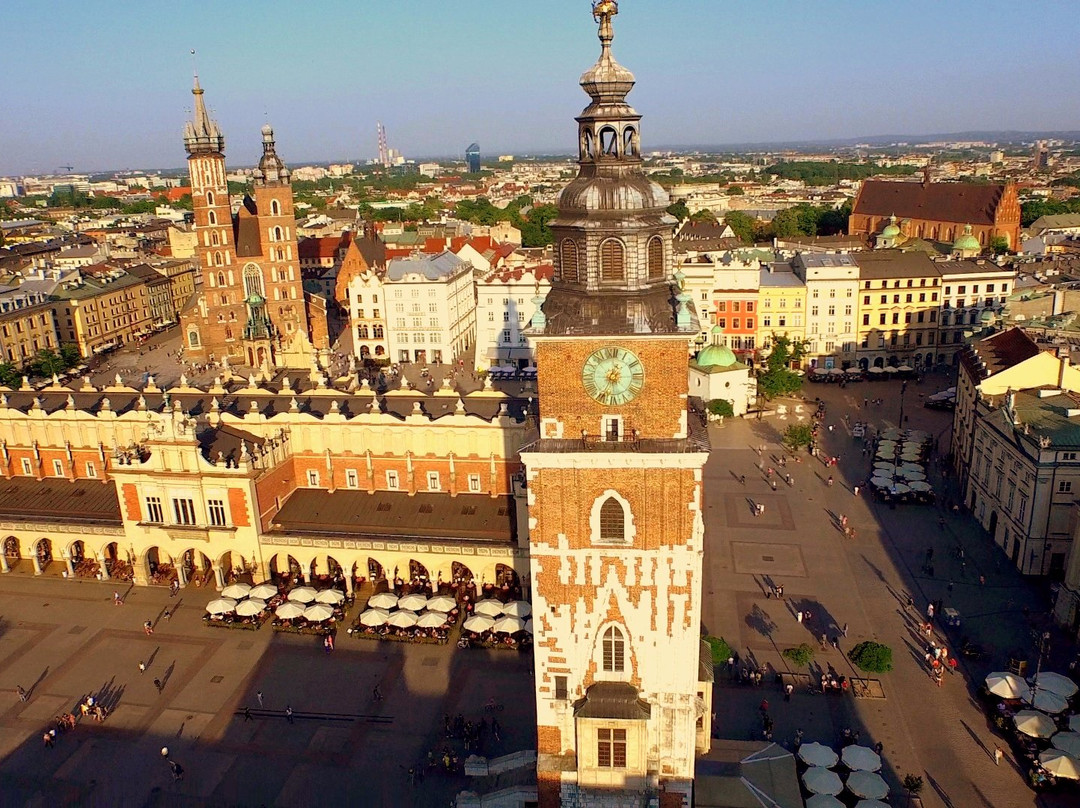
left=536, top=337, right=689, bottom=439
left=121, top=483, right=141, bottom=521
left=228, top=487, right=251, bottom=527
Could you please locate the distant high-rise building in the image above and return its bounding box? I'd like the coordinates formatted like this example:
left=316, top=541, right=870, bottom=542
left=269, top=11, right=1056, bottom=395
left=377, top=122, right=389, bottom=168
left=465, top=142, right=481, bottom=174
left=1033, top=140, right=1050, bottom=170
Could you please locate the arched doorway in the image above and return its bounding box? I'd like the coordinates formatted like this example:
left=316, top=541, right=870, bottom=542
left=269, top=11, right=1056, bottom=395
left=181, top=549, right=211, bottom=587
left=270, top=553, right=303, bottom=586
left=4, top=536, right=20, bottom=560
left=409, top=559, right=429, bottom=584
left=146, top=547, right=176, bottom=586
left=452, top=561, right=474, bottom=585
left=219, top=551, right=251, bottom=585
left=367, top=557, right=384, bottom=583
left=35, top=538, right=53, bottom=574
left=103, top=542, right=133, bottom=582
left=873, top=357, right=884, bottom=368
left=859, top=358, right=869, bottom=371
left=989, top=511, right=998, bottom=539
left=494, top=563, right=522, bottom=600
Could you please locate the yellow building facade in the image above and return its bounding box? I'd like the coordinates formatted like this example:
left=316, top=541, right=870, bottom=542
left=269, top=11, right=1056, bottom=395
left=853, top=251, right=941, bottom=369
left=757, top=264, right=806, bottom=352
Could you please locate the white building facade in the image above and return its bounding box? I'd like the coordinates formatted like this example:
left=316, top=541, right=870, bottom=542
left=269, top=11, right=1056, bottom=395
left=474, top=262, right=553, bottom=370
left=793, top=252, right=859, bottom=368
left=384, top=252, right=476, bottom=365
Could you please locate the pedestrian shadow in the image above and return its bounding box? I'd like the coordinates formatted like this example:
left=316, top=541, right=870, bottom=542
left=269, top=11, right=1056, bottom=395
left=960, top=719, right=990, bottom=758
left=924, top=770, right=955, bottom=808
left=28, top=665, right=49, bottom=697
left=146, top=646, right=160, bottom=669
left=745, top=605, right=777, bottom=641
left=161, top=661, right=176, bottom=690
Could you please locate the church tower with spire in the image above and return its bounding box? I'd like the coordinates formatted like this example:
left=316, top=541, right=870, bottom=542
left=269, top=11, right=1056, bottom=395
left=521, top=4, right=712, bottom=807
left=180, top=75, right=326, bottom=369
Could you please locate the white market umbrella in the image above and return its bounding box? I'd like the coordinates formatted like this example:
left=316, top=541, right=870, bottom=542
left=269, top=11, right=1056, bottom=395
left=877, top=441, right=897, bottom=452
left=901, top=470, right=927, bottom=482
left=524, top=618, right=534, bottom=634
left=221, top=583, right=251, bottom=600
left=474, top=599, right=505, bottom=617
left=1053, top=731, right=1080, bottom=758
left=206, top=597, right=237, bottom=615
left=899, top=462, right=924, bottom=474
left=1021, top=686, right=1069, bottom=714
left=846, top=367, right=863, bottom=375
left=883, top=366, right=899, bottom=374
left=398, top=593, right=429, bottom=612
left=463, top=614, right=495, bottom=632
left=846, top=770, right=888, bottom=800
left=873, top=461, right=895, bottom=471
left=798, top=742, right=839, bottom=768
left=1015, top=710, right=1056, bottom=738
left=897, top=365, right=914, bottom=372
left=841, top=745, right=882, bottom=772
left=501, top=601, right=532, bottom=618
left=909, top=481, right=932, bottom=492
left=986, top=672, right=1027, bottom=698
left=867, top=367, right=884, bottom=375
left=416, top=610, right=449, bottom=629
left=367, top=592, right=399, bottom=610
left=879, top=428, right=901, bottom=440
left=249, top=583, right=278, bottom=600
left=303, top=603, right=334, bottom=622
left=870, top=476, right=893, bottom=489
left=1039, top=749, right=1080, bottom=779
left=855, top=801, right=890, bottom=808
left=235, top=598, right=267, bottom=616
left=275, top=601, right=305, bottom=619
left=1030, top=672, right=1079, bottom=698
left=359, top=608, right=390, bottom=626
left=426, top=595, right=457, bottom=612
left=492, top=615, right=526, bottom=634
left=803, top=767, right=843, bottom=796
left=315, top=589, right=345, bottom=605
left=1071, top=714, right=1080, bottom=732
left=287, top=586, right=318, bottom=604
left=890, top=483, right=911, bottom=495
left=828, top=368, right=844, bottom=376
left=806, top=796, right=845, bottom=808
left=387, top=610, right=418, bottom=628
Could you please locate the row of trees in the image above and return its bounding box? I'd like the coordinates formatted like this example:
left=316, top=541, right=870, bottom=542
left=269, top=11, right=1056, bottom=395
left=668, top=201, right=853, bottom=243
left=1021, top=196, right=1080, bottom=227
left=0, top=346, right=82, bottom=388
left=763, top=161, right=917, bottom=186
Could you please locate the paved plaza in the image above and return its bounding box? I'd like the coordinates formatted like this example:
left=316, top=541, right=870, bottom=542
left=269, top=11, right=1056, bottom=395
left=704, top=372, right=1076, bottom=808
left=0, top=574, right=535, bottom=807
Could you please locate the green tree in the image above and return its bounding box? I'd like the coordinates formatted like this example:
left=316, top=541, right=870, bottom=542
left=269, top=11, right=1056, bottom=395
left=666, top=201, right=690, bottom=221
left=59, top=345, right=81, bottom=367
left=0, top=363, right=22, bottom=387
left=726, top=185, right=744, bottom=195
left=30, top=349, right=67, bottom=377
left=990, top=235, right=1009, bottom=256
left=171, top=193, right=193, bottom=211
left=848, top=641, right=893, bottom=673
left=706, top=636, right=732, bottom=665
left=689, top=209, right=718, bottom=224
left=707, top=399, right=734, bottom=418
left=782, top=643, right=815, bottom=667
left=756, top=335, right=807, bottom=399
left=520, top=203, right=559, bottom=247
left=724, top=210, right=756, bottom=243
left=782, top=423, right=814, bottom=452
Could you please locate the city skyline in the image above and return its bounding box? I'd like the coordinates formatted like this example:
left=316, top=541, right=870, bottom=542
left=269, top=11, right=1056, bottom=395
left=2, top=0, right=1079, bottom=175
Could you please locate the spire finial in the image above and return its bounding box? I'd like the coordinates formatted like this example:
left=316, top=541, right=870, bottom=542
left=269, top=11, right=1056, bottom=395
left=592, top=1, right=618, bottom=51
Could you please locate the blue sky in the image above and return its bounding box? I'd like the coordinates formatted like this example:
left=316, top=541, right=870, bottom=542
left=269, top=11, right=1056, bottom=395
left=1, top=0, right=1078, bottom=175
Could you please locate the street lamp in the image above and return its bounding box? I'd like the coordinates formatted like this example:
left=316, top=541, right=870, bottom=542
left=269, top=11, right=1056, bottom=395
left=899, top=380, right=908, bottom=426
left=1031, top=630, right=1052, bottom=694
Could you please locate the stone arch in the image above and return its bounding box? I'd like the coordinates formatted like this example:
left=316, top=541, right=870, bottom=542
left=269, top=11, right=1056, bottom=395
left=218, top=550, right=252, bottom=584
left=409, top=559, right=430, bottom=583
left=35, top=537, right=53, bottom=566
left=452, top=560, right=474, bottom=584
left=179, top=548, right=212, bottom=587
left=580, top=128, right=594, bottom=161
left=622, top=125, right=639, bottom=157
left=598, top=126, right=619, bottom=157
left=599, top=238, right=626, bottom=283
left=67, top=538, right=86, bottom=564
left=4, top=535, right=20, bottom=560
left=367, top=557, right=385, bottom=582
left=145, top=546, right=177, bottom=585
left=270, top=553, right=303, bottom=584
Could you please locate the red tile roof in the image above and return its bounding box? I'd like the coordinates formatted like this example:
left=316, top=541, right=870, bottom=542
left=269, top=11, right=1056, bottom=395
left=854, top=180, right=1008, bottom=227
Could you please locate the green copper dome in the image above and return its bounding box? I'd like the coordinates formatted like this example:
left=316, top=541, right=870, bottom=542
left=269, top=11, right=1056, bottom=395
left=247, top=292, right=266, bottom=307
left=880, top=215, right=901, bottom=239
left=697, top=343, right=737, bottom=368
left=953, top=224, right=981, bottom=253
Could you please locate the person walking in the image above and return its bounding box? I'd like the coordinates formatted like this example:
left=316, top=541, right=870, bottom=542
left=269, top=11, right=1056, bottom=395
left=776, top=584, right=784, bottom=599
left=113, top=591, right=123, bottom=606
left=17, top=685, right=28, bottom=702
left=256, top=691, right=264, bottom=708
left=372, top=684, right=382, bottom=702
left=784, top=683, right=794, bottom=702
left=138, top=662, right=146, bottom=674
left=144, top=620, right=154, bottom=636
left=243, top=706, right=253, bottom=722
left=285, top=705, right=294, bottom=724
left=842, top=623, right=849, bottom=638
left=153, top=678, right=163, bottom=694
left=797, top=611, right=804, bottom=624
left=994, top=746, right=1003, bottom=765
left=43, top=730, right=55, bottom=749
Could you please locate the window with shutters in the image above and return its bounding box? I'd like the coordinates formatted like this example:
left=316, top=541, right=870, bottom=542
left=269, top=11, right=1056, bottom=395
left=597, top=728, right=627, bottom=768
left=599, top=239, right=625, bottom=282
left=647, top=236, right=664, bottom=280
left=561, top=239, right=580, bottom=283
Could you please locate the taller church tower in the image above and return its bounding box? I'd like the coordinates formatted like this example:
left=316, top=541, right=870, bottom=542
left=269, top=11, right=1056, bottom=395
left=522, top=4, right=712, bottom=806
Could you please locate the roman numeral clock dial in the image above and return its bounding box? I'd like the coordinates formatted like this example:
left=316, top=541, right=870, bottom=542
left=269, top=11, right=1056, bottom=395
left=581, top=346, right=644, bottom=406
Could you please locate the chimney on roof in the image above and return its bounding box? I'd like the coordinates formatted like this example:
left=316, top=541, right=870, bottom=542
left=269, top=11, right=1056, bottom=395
left=922, top=160, right=931, bottom=188
left=1060, top=353, right=1071, bottom=389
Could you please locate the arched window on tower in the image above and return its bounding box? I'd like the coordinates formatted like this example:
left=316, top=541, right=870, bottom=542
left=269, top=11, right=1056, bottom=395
left=602, top=626, right=626, bottom=673
left=647, top=236, right=664, bottom=280
left=599, top=127, right=619, bottom=157
left=561, top=239, right=580, bottom=283
left=600, top=239, right=625, bottom=282
left=599, top=497, right=625, bottom=542
left=217, top=271, right=226, bottom=287
left=623, top=126, right=638, bottom=157
left=271, top=199, right=281, bottom=216
left=213, top=251, right=223, bottom=267
left=206, top=191, right=214, bottom=207
left=272, top=226, right=283, bottom=242
left=211, top=231, right=220, bottom=246
left=208, top=210, right=217, bottom=225
left=581, top=129, right=595, bottom=161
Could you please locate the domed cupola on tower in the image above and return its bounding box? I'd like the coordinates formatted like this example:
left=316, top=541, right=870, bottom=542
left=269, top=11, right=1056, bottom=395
left=252, top=124, right=291, bottom=186
left=540, top=0, right=689, bottom=337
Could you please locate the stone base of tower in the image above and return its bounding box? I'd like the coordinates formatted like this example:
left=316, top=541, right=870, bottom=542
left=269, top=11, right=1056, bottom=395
left=536, top=764, right=692, bottom=808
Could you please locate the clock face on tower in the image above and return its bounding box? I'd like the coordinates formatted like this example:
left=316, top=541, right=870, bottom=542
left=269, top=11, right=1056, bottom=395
left=582, top=346, right=644, bottom=406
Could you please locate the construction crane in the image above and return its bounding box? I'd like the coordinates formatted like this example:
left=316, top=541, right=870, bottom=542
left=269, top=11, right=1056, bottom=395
left=58, top=165, right=74, bottom=173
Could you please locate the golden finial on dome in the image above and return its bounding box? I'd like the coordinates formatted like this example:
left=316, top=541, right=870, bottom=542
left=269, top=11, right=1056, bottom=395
left=592, top=1, right=618, bottom=46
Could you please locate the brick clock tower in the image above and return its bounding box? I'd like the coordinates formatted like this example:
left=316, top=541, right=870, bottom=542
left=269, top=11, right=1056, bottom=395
left=522, top=4, right=712, bottom=807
